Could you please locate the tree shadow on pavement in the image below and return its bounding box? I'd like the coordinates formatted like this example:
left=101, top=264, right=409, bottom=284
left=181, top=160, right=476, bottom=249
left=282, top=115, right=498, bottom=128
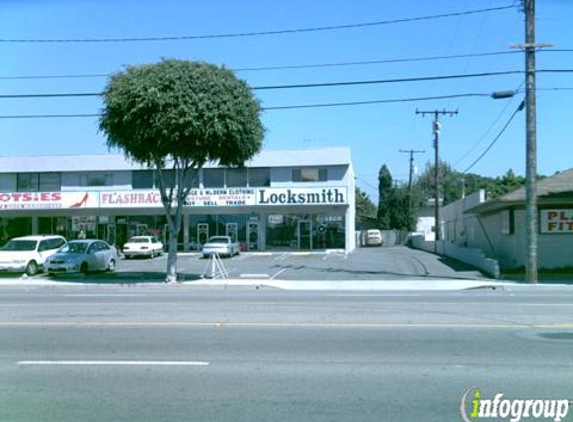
left=48, top=271, right=203, bottom=284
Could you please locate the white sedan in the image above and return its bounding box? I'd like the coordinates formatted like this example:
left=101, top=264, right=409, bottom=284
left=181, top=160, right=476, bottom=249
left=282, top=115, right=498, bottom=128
left=123, top=236, right=164, bottom=259
left=201, top=236, right=240, bottom=258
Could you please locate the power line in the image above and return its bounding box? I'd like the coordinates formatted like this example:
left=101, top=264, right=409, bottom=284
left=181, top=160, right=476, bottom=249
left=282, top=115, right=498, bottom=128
left=263, top=94, right=492, bottom=110
left=0, top=93, right=498, bottom=119
left=0, top=5, right=516, bottom=44
left=4, top=69, right=573, bottom=99
left=453, top=81, right=525, bottom=167
left=0, top=70, right=527, bottom=99
left=460, top=100, right=525, bottom=174
left=0, top=51, right=522, bottom=80
left=3, top=49, right=572, bottom=81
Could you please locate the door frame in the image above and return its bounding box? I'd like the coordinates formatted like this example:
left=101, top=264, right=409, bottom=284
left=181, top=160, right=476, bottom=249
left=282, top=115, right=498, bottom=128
left=297, top=220, right=312, bottom=250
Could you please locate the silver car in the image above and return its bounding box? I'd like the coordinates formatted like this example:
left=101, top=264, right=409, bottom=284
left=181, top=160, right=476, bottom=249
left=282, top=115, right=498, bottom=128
left=201, top=236, right=240, bottom=258
left=44, top=240, right=117, bottom=276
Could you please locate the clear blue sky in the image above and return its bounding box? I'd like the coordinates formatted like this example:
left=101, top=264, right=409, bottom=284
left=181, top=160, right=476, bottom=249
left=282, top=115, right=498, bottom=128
left=1, top=0, right=571, bottom=201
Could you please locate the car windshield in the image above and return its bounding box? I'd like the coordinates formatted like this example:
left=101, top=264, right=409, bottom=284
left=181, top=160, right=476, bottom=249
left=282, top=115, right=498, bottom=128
left=1, top=240, right=37, bottom=251
left=207, top=237, right=229, bottom=244
left=58, top=243, right=88, bottom=254
left=129, top=237, right=149, bottom=243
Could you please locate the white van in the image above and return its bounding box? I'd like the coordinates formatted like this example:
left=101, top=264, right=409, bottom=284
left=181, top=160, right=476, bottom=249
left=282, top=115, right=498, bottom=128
left=364, top=229, right=383, bottom=246
left=0, top=235, right=67, bottom=275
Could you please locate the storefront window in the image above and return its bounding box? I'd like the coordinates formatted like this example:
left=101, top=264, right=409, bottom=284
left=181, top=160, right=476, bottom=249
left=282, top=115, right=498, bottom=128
left=292, top=168, right=328, bottom=182
left=0, top=217, right=33, bottom=240
left=39, top=173, right=61, bottom=191
left=248, top=167, right=270, bottom=187
left=227, top=168, right=248, bottom=187
left=189, top=215, right=247, bottom=250
left=17, top=173, right=39, bottom=192
left=80, top=172, right=113, bottom=187
left=203, top=169, right=225, bottom=188
left=0, top=173, right=17, bottom=191
left=132, top=170, right=154, bottom=189
left=265, top=213, right=345, bottom=250
left=266, top=214, right=298, bottom=249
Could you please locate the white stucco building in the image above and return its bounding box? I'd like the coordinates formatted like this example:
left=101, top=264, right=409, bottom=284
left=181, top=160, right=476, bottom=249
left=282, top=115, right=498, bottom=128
left=441, top=168, right=573, bottom=270
left=0, top=147, right=356, bottom=253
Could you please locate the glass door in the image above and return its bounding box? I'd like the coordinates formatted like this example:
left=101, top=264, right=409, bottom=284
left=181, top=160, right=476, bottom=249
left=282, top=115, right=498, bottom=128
left=297, top=220, right=312, bottom=250
left=247, top=222, right=259, bottom=251
left=226, top=223, right=238, bottom=243
left=197, top=223, right=209, bottom=246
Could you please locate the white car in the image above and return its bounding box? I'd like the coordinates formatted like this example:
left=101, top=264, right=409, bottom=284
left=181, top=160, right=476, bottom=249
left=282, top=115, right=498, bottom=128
left=201, top=236, right=240, bottom=258
left=123, top=236, right=164, bottom=259
left=0, top=235, right=67, bottom=275
left=363, top=229, right=383, bottom=246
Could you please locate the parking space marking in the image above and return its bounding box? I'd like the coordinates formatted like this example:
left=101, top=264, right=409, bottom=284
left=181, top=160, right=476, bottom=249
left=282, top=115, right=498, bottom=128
left=275, top=253, right=291, bottom=261
left=270, top=269, right=287, bottom=280
left=18, top=360, right=210, bottom=366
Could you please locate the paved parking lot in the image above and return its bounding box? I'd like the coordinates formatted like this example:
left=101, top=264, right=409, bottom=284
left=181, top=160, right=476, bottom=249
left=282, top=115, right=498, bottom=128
left=2, top=246, right=485, bottom=283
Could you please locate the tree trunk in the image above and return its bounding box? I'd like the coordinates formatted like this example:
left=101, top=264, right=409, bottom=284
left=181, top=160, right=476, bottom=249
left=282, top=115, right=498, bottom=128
left=165, top=222, right=178, bottom=283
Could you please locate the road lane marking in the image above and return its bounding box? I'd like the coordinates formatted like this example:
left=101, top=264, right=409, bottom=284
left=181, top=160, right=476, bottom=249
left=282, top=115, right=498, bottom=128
left=2, top=302, right=573, bottom=307
left=18, top=360, right=210, bottom=366
left=2, top=321, right=573, bottom=329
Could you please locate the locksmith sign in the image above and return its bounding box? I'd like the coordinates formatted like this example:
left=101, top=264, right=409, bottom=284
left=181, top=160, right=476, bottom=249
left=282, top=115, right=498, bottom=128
left=257, top=187, right=347, bottom=206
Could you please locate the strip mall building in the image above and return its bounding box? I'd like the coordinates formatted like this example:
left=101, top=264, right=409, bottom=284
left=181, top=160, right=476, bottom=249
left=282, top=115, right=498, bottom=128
left=0, top=147, right=356, bottom=253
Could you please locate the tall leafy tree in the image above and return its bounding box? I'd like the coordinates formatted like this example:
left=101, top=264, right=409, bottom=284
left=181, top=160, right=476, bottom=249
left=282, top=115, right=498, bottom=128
left=355, top=187, right=377, bottom=229
left=377, top=165, right=393, bottom=229
left=99, top=59, right=264, bottom=282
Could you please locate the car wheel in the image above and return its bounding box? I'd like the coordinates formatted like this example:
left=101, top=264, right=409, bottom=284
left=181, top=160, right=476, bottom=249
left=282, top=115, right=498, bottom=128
left=108, top=259, right=116, bottom=272
left=25, top=260, right=38, bottom=276
left=80, top=262, right=89, bottom=275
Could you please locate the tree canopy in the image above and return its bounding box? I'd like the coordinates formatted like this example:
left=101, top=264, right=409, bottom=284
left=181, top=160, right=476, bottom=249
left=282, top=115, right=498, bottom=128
left=99, top=59, right=264, bottom=169
left=99, top=59, right=265, bottom=282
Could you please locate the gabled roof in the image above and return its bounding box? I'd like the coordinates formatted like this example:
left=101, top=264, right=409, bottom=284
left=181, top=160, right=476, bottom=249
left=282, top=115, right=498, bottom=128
left=465, top=168, right=573, bottom=214
left=499, top=168, right=573, bottom=201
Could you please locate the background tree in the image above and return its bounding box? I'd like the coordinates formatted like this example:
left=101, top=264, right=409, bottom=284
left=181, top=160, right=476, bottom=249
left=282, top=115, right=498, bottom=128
left=414, top=161, right=527, bottom=206
left=99, top=59, right=264, bottom=282
left=355, top=187, right=377, bottom=229
left=377, top=165, right=393, bottom=229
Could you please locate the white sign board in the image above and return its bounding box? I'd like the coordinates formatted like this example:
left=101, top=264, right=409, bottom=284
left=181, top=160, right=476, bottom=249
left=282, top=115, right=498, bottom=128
left=540, top=209, right=573, bottom=233
left=256, top=187, right=347, bottom=206
left=185, top=188, right=256, bottom=207
left=72, top=216, right=97, bottom=232
left=0, top=191, right=99, bottom=210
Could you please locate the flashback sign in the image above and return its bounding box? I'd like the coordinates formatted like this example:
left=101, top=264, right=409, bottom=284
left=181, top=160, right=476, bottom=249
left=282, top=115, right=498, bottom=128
left=540, top=210, right=573, bottom=233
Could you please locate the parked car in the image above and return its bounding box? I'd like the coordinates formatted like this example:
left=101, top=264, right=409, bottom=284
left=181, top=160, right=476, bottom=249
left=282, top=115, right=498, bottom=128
left=44, top=239, right=117, bottom=276
left=201, top=236, right=240, bottom=258
left=123, top=236, right=164, bottom=259
left=363, top=229, right=383, bottom=246
left=0, top=235, right=67, bottom=275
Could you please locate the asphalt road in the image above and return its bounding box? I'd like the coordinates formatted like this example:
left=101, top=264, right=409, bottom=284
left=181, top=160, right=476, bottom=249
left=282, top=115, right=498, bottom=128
left=1, top=246, right=484, bottom=283
left=1, top=286, right=573, bottom=422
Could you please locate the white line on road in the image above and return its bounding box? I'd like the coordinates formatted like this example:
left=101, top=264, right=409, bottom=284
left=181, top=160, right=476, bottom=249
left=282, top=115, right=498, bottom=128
left=18, top=360, right=210, bottom=366
left=64, top=294, right=148, bottom=297
left=270, top=269, right=286, bottom=280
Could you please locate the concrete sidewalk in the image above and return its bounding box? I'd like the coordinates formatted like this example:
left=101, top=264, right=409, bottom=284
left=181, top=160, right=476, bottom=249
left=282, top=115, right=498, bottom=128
left=2, top=274, right=572, bottom=291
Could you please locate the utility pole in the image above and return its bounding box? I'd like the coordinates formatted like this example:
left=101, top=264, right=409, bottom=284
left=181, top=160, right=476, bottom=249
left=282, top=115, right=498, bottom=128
left=511, top=0, right=552, bottom=283
left=416, top=109, right=458, bottom=252
left=399, top=149, right=425, bottom=231
left=399, top=149, right=425, bottom=192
